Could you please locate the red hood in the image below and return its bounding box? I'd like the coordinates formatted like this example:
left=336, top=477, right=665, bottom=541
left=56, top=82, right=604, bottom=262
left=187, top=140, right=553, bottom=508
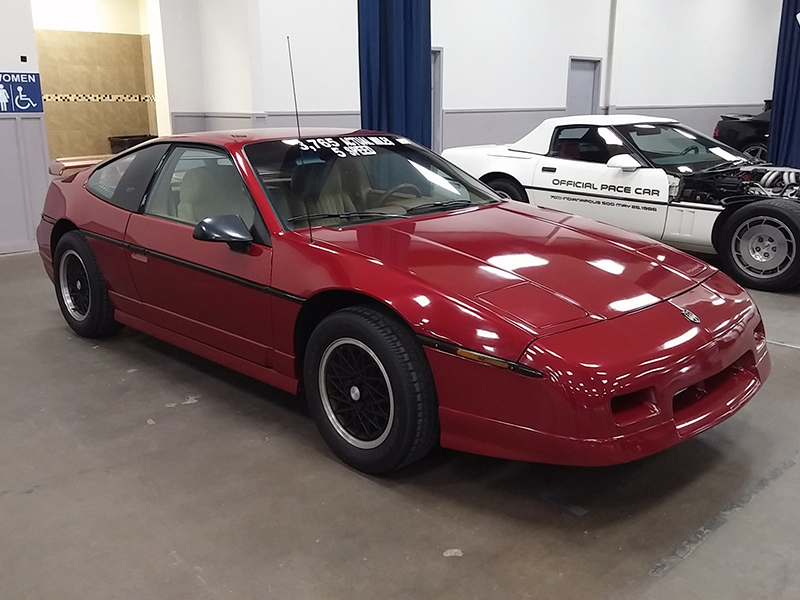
left=311, top=202, right=714, bottom=332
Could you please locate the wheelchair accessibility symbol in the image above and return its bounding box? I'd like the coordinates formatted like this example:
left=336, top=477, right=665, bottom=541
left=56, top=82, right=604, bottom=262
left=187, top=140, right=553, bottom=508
left=0, top=73, right=43, bottom=114
left=14, top=86, right=38, bottom=110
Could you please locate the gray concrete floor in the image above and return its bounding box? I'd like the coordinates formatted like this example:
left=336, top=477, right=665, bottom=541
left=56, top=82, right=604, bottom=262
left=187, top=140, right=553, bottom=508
left=1, top=250, right=799, bottom=600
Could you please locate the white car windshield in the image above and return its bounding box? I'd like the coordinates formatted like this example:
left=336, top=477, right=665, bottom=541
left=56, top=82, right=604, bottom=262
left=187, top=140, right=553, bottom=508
left=615, top=124, right=750, bottom=172
left=244, top=135, right=500, bottom=229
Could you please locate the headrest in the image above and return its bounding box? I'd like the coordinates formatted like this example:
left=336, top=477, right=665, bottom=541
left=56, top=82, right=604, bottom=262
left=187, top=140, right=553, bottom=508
left=290, top=161, right=334, bottom=201
left=557, top=141, right=581, bottom=159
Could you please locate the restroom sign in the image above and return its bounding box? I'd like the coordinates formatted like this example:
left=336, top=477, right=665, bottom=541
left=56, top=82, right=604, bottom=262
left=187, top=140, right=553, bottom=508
left=0, top=73, right=43, bottom=113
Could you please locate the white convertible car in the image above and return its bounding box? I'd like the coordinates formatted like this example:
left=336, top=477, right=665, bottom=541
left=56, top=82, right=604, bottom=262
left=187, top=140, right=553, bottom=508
left=443, top=115, right=800, bottom=292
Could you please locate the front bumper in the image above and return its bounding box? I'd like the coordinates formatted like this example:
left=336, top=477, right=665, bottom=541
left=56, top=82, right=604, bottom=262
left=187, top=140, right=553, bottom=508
left=430, top=272, right=770, bottom=466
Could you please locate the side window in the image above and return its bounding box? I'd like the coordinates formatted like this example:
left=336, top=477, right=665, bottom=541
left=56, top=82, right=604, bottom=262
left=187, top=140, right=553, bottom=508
left=145, top=146, right=257, bottom=229
left=549, top=126, right=625, bottom=164
left=86, top=144, right=169, bottom=211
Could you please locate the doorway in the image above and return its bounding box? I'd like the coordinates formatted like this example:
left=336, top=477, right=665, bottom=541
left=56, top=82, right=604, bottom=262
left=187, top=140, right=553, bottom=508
left=566, top=58, right=601, bottom=116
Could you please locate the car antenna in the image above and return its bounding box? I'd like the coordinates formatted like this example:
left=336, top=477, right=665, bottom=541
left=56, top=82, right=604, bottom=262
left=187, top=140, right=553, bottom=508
left=287, top=36, right=313, bottom=243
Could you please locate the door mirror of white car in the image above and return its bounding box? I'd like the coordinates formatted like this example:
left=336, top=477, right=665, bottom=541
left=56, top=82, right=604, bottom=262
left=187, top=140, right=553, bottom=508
left=606, top=154, right=642, bottom=172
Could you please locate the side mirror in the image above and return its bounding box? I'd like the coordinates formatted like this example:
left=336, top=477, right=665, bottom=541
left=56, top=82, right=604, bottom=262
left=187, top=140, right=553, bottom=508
left=193, top=214, right=253, bottom=253
left=606, top=154, right=642, bottom=172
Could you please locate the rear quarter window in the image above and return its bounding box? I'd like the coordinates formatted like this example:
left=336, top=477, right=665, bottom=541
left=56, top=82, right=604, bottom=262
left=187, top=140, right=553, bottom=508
left=86, top=144, right=169, bottom=211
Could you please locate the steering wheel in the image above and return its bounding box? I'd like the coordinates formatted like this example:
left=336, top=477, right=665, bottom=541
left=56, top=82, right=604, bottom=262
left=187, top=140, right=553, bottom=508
left=680, top=145, right=700, bottom=156
left=377, top=183, right=422, bottom=206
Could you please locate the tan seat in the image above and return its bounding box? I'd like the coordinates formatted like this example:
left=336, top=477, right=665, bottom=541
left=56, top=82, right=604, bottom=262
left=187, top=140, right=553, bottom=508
left=290, top=161, right=356, bottom=226
left=178, top=163, right=255, bottom=226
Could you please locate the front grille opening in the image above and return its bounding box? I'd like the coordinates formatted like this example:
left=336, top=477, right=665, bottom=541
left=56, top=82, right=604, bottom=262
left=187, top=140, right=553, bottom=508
left=610, top=387, right=659, bottom=427
left=673, top=352, right=755, bottom=417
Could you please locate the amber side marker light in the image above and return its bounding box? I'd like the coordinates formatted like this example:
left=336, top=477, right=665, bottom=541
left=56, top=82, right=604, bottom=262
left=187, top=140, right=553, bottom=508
left=455, top=348, right=509, bottom=369
left=419, top=335, right=543, bottom=378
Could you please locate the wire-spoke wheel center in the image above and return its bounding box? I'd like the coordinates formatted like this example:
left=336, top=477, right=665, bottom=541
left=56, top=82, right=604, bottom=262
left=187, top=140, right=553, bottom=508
left=319, top=337, right=394, bottom=450
left=59, top=249, right=91, bottom=322
left=732, top=217, right=796, bottom=278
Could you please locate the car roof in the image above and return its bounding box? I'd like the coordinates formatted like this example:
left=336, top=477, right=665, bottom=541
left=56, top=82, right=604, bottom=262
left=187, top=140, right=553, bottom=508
left=163, top=127, right=366, bottom=148
left=514, top=114, right=678, bottom=154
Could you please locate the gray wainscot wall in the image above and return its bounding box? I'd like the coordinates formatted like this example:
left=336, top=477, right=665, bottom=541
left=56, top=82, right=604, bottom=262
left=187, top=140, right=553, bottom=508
left=172, top=111, right=361, bottom=135
left=0, top=113, right=49, bottom=254
left=171, top=104, right=766, bottom=153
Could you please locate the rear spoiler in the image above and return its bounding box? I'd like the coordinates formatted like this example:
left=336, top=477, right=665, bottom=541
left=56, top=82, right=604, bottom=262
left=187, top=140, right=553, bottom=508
left=719, top=113, right=754, bottom=121
left=49, top=154, right=112, bottom=177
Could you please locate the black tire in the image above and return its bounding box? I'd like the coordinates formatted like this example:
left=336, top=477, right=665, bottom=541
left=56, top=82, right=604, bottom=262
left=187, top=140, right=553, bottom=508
left=741, top=141, right=768, bottom=162
left=485, top=177, right=528, bottom=203
left=304, top=305, right=438, bottom=474
left=718, top=199, right=800, bottom=292
left=53, top=231, right=121, bottom=337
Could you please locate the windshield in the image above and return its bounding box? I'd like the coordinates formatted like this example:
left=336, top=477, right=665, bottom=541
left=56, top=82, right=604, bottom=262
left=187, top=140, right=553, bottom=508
left=244, top=135, right=500, bottom=230
left=615, top=123, right=751, bottom=173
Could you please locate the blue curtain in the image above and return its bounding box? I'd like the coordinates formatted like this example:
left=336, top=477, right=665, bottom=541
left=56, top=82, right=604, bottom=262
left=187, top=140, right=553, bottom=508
left=770, top=0, right=800, bottom=167
left=358, top=0, right=431, bottom=147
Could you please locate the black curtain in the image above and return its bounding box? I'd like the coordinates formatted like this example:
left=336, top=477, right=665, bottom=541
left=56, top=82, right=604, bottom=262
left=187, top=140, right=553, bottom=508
left=358, top=0, right=431, bottom=147
left=770, top=0, right=800, bottom=166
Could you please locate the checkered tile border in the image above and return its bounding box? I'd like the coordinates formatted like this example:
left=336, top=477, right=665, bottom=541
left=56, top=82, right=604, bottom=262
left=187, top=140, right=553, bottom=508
left=43, top=94, right=155, bottom=103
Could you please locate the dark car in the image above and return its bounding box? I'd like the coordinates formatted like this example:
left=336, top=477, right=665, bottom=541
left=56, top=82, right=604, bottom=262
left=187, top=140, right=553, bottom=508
left=714, top=100, right=771, bottom=161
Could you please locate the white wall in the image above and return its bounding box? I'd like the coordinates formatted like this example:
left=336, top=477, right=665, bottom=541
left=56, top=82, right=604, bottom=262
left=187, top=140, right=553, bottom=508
left=142, top=0, right=784, bottom=138
left=432, top=0, right=613, bottom=110
left=158, top=0, right=359, bottom=116
left=1, top=0, right=39, bottom=71
left=143, top=0, right=171, bottom=134
left=611, top=0, right=782, bottom=108
left=0, top=0, right=48, bottom=254
left=257, top=0, right=359, bottom=113
left=159, top=0, right=205, bottom=113
left=30, top=0, right=145, bottom=34
left=198, top=0, right=254, bottom=114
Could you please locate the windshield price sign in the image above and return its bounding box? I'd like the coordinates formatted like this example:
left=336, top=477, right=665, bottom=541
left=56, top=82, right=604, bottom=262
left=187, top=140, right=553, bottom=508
left=295, top=136, right=397, bottom=158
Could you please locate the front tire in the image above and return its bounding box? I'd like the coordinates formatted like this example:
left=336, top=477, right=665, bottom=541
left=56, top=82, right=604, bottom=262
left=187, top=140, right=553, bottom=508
left=304, top=306, right=438, bottom=474
left=53, top=231, right=120, bottom=337
left=485, top=177, right=528, bottom=203
left=719, top=200, right=800, bottom=292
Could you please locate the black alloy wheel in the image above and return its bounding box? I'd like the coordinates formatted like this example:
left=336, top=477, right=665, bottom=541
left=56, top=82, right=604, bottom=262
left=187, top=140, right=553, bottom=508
left=53, top=231, right=121, bottom=337
left=304, top=305, right=438, bottom=474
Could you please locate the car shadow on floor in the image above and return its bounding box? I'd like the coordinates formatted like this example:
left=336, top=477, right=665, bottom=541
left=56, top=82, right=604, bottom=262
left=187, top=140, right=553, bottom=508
left=382, top=434, right=746, bottom=527
left=77, top=319, right=758, bottom=539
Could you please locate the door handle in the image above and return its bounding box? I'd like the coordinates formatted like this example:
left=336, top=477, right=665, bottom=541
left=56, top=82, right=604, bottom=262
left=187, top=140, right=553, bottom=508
left=131, top=250, right=148, bottom=263
left=542, top=166, right=557, bottom=173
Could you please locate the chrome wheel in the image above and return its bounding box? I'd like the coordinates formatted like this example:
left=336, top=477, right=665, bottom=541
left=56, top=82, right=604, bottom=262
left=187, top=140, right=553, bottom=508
left=742, top=143, right=767, bottom=161
left=58, top=249, right=91, bottom=321
left=731, top=216, right=796, bottom=279
left=318, top=337, right=394, bottom=450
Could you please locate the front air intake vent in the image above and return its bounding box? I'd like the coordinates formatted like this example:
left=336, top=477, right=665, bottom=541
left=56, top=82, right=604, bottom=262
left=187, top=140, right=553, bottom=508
left=610, top=387, right=659, bottom=427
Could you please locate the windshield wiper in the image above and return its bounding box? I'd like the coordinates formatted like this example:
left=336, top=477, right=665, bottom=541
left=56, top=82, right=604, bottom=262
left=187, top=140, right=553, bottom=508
left=403, top=199, right=475, bottom=213
left=287, top=211, right=407, bottom=224
left=697, top=160, right=748, bottom=174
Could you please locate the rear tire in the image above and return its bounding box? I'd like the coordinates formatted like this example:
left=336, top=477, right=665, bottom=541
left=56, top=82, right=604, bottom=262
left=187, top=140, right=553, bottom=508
left=304, top=306, right=438, bottom=474
left=485, top=177, right=528, bottom=203
left=741, top=141, right=768, bottom=162
left=719, top=200, right=800, bottom=292
left=53, top=231, right=121, bottom=337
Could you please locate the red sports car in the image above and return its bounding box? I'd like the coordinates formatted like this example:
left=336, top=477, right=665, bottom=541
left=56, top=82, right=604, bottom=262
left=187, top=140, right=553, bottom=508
left=37, top=128, right=770, bottom=474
